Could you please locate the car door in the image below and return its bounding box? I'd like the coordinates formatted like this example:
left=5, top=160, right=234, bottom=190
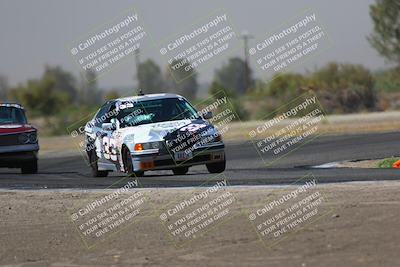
left=96, top=102, right=119, bottom=164
left=89, top=102, right=114, bottom=162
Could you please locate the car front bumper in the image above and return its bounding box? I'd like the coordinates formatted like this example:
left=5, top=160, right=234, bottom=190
left=131, top=143, right=225, bottom=171
left=0, top=144, right=39, bottom=168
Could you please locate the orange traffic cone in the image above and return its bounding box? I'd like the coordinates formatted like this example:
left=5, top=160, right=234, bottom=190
left=392, top=160, right=400, bottom=168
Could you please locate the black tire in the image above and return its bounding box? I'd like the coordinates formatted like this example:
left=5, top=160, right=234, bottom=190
left=21, top=159, right=38, bottom=174
left=206, top=159, right=226, bottom=173
left=123, top=147, right=144, bottom=177
left=89, top=149, right=108, bottom=177
left=172, top=166, right=189, bottom=175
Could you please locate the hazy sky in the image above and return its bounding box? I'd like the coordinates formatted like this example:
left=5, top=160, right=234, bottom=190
left=0, top=0, right=391, bottom=89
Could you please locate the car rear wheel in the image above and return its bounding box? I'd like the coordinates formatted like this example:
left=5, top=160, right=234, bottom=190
left=89, top=149, right=108, bottom=177
left=21, top=159, right=38, bottom=174
left=172, top=166, right=189, bottom=175
left=206, top=158, right=226, bottom=173
left=123, top=148, right=144, bottom=177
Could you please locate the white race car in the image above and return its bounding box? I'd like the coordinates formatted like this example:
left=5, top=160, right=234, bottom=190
left=84, top=93, right=225, bottom=177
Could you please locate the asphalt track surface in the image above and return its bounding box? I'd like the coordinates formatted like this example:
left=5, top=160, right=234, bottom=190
left=0, top=132, right=399, bottom=189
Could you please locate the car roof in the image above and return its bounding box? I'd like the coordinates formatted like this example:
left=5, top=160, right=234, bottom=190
left=0, top=103, right=24, bottom=109
left=116, top=93, right=184, bottom=102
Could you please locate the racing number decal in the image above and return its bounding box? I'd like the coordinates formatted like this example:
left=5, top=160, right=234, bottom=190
left=180, top=123, right=206, bottom=132
left=102, top=136, right=118, bottom=161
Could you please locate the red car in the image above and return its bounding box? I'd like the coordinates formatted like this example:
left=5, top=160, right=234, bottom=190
left=0, top=103, right=39, bottom=174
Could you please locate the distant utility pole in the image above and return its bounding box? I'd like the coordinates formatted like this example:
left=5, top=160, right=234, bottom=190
left=239, top=31, right=254, bottom=93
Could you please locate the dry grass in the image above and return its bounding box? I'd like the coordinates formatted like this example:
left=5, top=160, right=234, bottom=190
left=223, top=111, right=400, bottom=140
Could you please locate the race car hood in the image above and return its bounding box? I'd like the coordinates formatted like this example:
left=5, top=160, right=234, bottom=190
left=116, top=118, right=215, bottom=144
left=0, top=124, right=36, bottom=134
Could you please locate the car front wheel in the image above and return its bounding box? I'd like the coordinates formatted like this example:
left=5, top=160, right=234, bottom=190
left=21, top=159, right=38, bottom=174
left=206, top=158, right=226, bottom=173
left=172, top=166, right=189, bottom=175
left=123, top=148, right=144, bottom=177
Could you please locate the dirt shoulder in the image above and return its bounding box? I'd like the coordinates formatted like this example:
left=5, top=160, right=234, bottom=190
left=1, top=181, right=400, bottom=267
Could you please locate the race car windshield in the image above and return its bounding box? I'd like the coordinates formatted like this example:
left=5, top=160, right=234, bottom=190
left=0, top=107, right=27, bottom=125
left=117, top=98, right=199, bottom=128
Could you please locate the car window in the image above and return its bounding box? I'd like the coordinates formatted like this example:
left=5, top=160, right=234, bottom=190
left=94, top=104, right=111, bottom=127
left=0, top=107, right=27, bottom=125
left=116, top=98, right=199, bottom=128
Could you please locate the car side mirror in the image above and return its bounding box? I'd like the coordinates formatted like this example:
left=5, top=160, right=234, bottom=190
left=203, top=111, right=213, bottom=119
left=102, top=122, right=116, bottom=131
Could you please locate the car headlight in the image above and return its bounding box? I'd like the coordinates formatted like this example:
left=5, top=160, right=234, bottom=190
left=214, top=133, right=222, bottom=142
left=201, top=132, right=222, bottom=144
left=28, top=132, right=37, bottom=143
left=18, top=131, right=38, bottom=144
left=134, top=141, right=161, bottom=151
left=18, top=133, right=29, bottom=144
